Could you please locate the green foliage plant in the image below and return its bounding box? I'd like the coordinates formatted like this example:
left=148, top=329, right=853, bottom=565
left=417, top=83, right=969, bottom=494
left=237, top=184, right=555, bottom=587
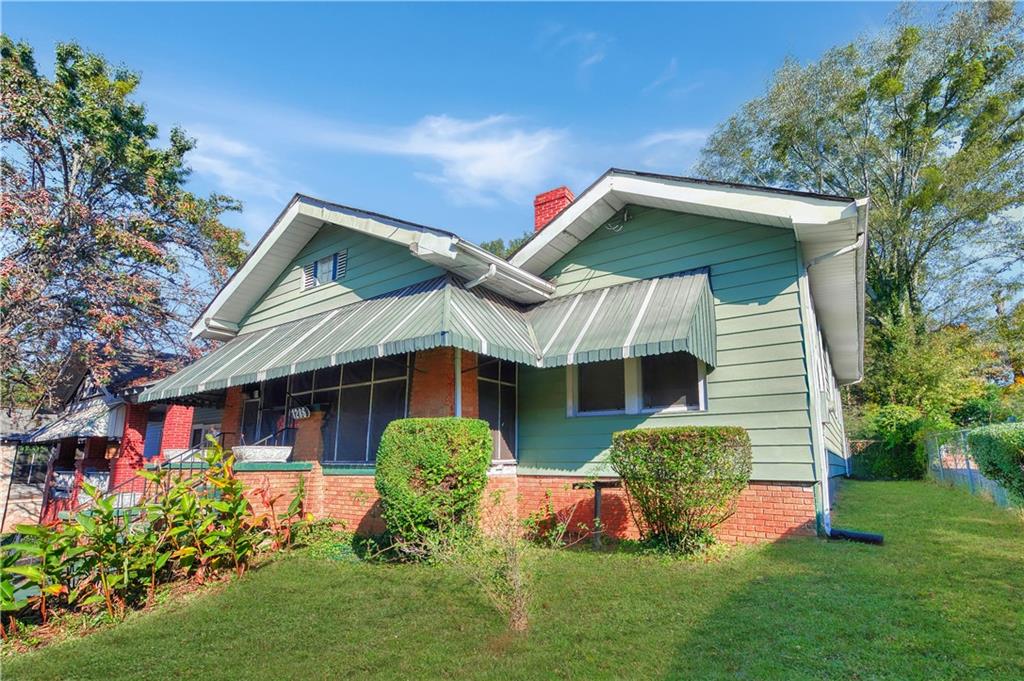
left=855, top=405, right=928, bottom=480
left=968, top=422, right=1024, bottom=501
left=609, top=426, right=752, bottom=554
left=375, top=418, right=491, bottom=559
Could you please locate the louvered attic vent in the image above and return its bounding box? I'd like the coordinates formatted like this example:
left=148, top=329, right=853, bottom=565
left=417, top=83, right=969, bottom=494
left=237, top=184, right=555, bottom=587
left=302, top=250, right=348, bottom=290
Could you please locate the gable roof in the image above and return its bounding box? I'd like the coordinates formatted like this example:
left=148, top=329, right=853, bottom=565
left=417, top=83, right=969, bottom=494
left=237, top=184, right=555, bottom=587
left=191, top=194, right=555, bottom=341
left=509, top=169, right=868, bottom=383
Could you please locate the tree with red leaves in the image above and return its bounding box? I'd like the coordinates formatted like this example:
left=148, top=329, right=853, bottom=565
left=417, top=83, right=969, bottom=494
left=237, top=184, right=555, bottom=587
left=1, top=38, right=247, bottom=412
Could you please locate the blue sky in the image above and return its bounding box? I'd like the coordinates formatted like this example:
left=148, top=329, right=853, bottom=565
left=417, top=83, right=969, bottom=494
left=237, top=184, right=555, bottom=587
left=6, top=2, right=901, bottom=246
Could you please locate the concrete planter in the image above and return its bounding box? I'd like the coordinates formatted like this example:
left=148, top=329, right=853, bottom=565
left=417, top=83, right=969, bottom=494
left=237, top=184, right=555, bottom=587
left=232, top=445, right=292, bottom=463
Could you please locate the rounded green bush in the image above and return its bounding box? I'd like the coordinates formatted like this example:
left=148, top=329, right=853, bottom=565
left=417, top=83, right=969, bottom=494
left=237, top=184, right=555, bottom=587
left=374, top=417, right=491, bottom=557
left=609, top=426, right=752, bottom=553
left=967, top=422, right=1024, bottom=501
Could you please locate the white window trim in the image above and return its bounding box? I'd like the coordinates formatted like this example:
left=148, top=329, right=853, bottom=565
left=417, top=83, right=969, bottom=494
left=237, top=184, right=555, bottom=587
left=566, top=356, right=707, bottom=418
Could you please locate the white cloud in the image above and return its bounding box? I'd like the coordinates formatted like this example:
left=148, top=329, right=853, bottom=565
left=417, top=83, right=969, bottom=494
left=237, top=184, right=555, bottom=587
left=643, top=57, right=678, bottom=94
left=637, top=128, right=710, bottom=171
left=187, top=128, right=285, bottom=202
left=316, top=114, right=568, bottom=205
left=536, top=23, right=611, bottom=71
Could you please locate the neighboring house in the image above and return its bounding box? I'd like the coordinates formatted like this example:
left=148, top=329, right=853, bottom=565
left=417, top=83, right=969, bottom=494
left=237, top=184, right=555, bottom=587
left=0, top=409, right=52, bottom=532
left=10, top=360, right=201, bottom=525
left=138, top=169, right=867, bottom=541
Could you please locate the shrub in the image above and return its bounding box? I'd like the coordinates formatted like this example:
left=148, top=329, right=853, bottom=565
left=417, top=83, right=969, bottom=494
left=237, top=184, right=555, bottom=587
left=609, top=426, right=752, bottom=554
left=967, top=423, right=1024, bottom=501
left=374, top=417, right=491, bottom=558
left=854, top=405, right=927, bottom=480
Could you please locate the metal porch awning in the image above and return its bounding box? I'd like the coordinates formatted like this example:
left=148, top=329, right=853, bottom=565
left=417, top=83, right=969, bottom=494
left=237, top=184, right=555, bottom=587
left=140, top=275, right=539, bottom=402
left=528, top=268, right=716, bottom=368
left=23, top=398, right=123, bottom=443
left=140, top=268, right=717, bottom=403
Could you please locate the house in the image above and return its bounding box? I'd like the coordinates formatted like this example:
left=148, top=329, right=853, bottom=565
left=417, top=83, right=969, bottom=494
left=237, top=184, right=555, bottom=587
left=136, top=169, right=868, bottom=541
left=5, top=359, right=212, bottom=526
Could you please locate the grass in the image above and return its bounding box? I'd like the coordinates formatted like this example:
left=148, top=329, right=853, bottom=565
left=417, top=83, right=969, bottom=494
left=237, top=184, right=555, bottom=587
left=6, top=481, right=1023, bottom=680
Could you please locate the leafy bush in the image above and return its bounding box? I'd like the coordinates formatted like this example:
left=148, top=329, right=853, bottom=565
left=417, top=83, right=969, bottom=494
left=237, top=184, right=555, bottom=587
left=375, top=418, right=491, bottom=559
left=609, top=426, right=752, bottom=554
left=1, top=439, right=305, bottom=627
left=967, top=423, right=1024, bottom=501
left=854, top=405, right=927, bottom=479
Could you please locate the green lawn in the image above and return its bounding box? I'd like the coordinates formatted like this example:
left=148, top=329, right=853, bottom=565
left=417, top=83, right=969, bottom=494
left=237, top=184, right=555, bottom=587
left=7, top=481, right=1023, bottom=680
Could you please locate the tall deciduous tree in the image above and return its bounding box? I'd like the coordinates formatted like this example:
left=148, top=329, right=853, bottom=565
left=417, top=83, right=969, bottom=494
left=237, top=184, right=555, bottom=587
left=0, top=39, right=247, bottom=412
left=696, top=2, right=1024, bottom=325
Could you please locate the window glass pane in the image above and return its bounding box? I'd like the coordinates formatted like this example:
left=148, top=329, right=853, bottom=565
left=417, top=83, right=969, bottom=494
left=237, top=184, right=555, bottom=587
left=259, top=408, right=286, bottom=444
left=477, top=358, right=499, bottom=380
left=290, top=371, right=313, bottom=394
left=263, top=378, right=287, bottom=408
left=314, top=389, right=339, bottom=462
left=374, top=355, right=408, bottom=381
left=241, top=401, right=259, bottom=445
left=641, top=352, right=700, bottom=409
left=500, top=360, right=517, bottom=384
left=578, top=360, right=625, bottom=413
left=314, top=366, right=341, bottom=390
left=190, top=427, right=203, bottom=449
left=368, top=380, right=407, bottom=462
left=342, top=360, right=373, bottom=385
left=316, top=255, right=333, bottom=284
left=478, top=379, right=499, bottom=457
left=338, top=385, right=371, bottom=461
left=499, top=383, right=516, bottom=460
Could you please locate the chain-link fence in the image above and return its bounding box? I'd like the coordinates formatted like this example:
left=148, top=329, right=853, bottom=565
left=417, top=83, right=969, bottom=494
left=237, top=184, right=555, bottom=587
left=925, top=430, right=1017, bottom=509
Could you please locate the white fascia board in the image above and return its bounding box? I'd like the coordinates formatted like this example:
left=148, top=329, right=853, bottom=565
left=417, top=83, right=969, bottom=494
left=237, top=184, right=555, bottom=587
left=191, top=200, right=304, bottom=340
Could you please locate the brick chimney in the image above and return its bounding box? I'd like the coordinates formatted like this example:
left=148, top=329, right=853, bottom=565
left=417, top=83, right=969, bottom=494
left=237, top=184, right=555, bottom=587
left=533, top=186, right=575, bottom=232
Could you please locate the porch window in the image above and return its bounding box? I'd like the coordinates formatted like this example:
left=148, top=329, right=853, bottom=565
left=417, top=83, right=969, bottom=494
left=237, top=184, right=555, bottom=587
left=238, top=355, right=410, bottom=462
left=478, top=358, right=516, bottom=460
left=568, top=351, right=706, bottom=416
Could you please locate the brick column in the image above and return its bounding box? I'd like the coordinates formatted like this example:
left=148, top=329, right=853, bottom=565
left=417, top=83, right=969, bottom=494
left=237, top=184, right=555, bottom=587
left=220, top=387, right=244, bottom=449
left=159, top=405, right=194, bottom=457
left=109, top=402, right=150, bottom=490
left=409, top=348, right=457, bottom=417
left=460, top=351, right=479, bottom=418
left=292, top=411, right=325, bottom=461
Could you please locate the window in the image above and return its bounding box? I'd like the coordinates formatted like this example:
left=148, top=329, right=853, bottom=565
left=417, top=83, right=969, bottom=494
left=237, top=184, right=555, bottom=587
left=11, top=445, right=48, bottom=485
left=189, top=423, right=221, bottom=449
left=577, top=360, right=626, bottom=414
left=302, top=250, right=348, bottom=290
left=568, top=351, right=706, bottom=416
left=478, top=358, right=516, bottom=460
left=640, top=353, right=701, bottom=410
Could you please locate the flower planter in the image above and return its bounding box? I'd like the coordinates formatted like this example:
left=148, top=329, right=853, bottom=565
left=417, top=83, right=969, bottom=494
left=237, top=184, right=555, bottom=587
left=232, top=445, right=293, bottom=463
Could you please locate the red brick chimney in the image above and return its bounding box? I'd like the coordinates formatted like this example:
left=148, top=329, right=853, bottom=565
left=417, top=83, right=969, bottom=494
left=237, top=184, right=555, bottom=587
left=533, top=186, right=575, bottom=232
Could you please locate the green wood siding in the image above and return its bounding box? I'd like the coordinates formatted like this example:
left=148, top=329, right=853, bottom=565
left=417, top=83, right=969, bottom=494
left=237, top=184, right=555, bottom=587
left=517, top=207, right=817, bottom=482
left=239, top=225, right=443, bottom=334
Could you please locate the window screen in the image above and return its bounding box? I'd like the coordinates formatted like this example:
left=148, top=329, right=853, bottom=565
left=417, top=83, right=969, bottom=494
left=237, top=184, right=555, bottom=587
left=577, top=360, right=625, bottom=413
left=478, top=358, right=517, bottom=460
left=641, top=352, right=701, bottom=410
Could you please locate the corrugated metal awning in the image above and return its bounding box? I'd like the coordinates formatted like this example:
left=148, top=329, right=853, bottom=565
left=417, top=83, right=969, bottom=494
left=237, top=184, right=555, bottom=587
left=141, top=269, right=716, bottom=403
left=140, top=275, right=539, bottom=402
left=23, top=398, right=121, bottom=443
left=528, top=268, right=716, bottom=368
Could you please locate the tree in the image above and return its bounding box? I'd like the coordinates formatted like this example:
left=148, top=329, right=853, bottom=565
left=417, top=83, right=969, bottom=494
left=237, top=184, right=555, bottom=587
left=480, top=230, right=534, bottom=259
left=696, top=2, right=1024, bottom=325
left=0, top=39, right=247, bottom=412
